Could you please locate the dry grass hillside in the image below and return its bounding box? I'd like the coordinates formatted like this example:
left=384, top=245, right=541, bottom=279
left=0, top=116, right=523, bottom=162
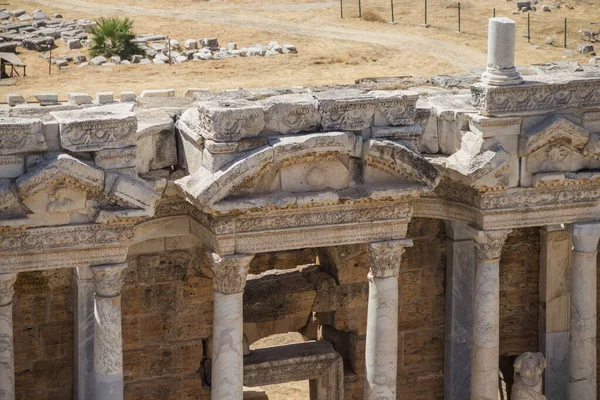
left=1, top=0, right=597, bottom=100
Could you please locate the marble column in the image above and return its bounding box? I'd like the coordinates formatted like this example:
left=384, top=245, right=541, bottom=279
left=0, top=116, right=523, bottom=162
left=208, top=252, right=255, bottom=400
left=0, top=273, right=17, bottom=400
left=444, top=222, right=475, bottom=400
left=481, top=18, right=523, bottom=86
left=567, top=222, right=600, bottom=400
left=73, top=266, right=95, bottom=400
left=91, top=263, right=128, bottom=400
left=364, top=239, right=412, bottom=400
left=469, top=228, right=511, bottom=400
left=538, top=226, right=570, bottom=399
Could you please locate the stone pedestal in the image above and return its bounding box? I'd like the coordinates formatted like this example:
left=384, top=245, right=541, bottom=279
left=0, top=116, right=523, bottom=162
left=0, top=273, right=17, bottom=400
left=481, top=18, right=523, bottom=86
left=567, top=222, right=600, bottom=400
left=73, top=266, right=95, bottom=400
left=538, top=226, right=570, bottom=400
left=208, top=253, right=255, bottom=400
left=444, top=222, right=475, bottom=400
left=91, top=263, right=128, bottom=400
left=469, top=228, right=511, bottom=400
left=364, top=239, right=412, bottom=400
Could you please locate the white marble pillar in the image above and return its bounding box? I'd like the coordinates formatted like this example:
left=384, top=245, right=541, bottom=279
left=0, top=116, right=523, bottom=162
left=364, top=239, right=412, bottom=400
left=567, top=222, right=600, bottom=400
left=91, top=263, right=127, bottom=400
left=444, top=222, right=475, bottom=400
left=0, top=273, right=17, bottom=400
left=481, top=18, right=523, bottom=86
left=539, top=226, right=570, bottom=400
left=73, top=266, right=95, bottom=400
left=208, top=252, right=255, bottom=400
left=469, top=228, right=511, bottom=400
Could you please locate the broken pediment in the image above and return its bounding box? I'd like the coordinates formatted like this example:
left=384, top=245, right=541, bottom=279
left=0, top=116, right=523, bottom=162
left=176, top=133, right=439, bottom=212
left=16, top=153, right=104, bottom=214
left=519, top=115, right=590, bottom=156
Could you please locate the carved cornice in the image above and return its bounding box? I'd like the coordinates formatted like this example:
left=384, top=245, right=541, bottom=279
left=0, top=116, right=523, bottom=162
left=0, top=273, right=17, bottom=306
left=366, top=239, right=413, bottom=278
left=209, top=252, right=255, bottom=294
left=471, top=229, right=512, bottom=261
left=91, top=263, right=127, bottom=297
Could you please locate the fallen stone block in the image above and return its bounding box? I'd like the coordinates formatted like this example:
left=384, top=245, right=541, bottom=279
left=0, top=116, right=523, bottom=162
left=68, top=92, right=93, bottom=105
left=0, top=42, right=18, bottom=52
left=120, top=91, right=137, bottom=102
left=22, top=36, right=54, bottom=51
left=6, top=94, right=25, bottom=107
left=96, top=92, right=114, bottom=104
left=67, top=39, right=82, bottom=49
left=184, top=88, right=209, bottom=97
left=202, top=37, right=219, bottom=50
left=55, top=59, right=69, bottom=68
left=282, top=44, right=297, bottom=53
left=90, top=55, right=107, bottom=65
left=184, top=39, right=198, bottom=50
left=35, top=93, right=59, bottom=106
left=579, top=44, right=595, bottom=55
left=32, top=10, right=48, bottom=20
left=140, top=89, right=175, bottom=98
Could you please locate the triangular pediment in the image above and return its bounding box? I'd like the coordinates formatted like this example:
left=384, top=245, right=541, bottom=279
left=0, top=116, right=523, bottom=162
left=519, top=115, right=590, bottom=156
left=176, top=133, right=440, bottom=213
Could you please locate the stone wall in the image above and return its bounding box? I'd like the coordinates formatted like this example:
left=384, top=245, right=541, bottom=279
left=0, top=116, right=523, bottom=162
left=11, top=222, right=542, bottom=399
left=13, top=269, right=74, bottom=400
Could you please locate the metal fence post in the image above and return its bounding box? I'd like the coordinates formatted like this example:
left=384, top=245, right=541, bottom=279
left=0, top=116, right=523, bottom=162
left=458, top=2, right=461, bottom=32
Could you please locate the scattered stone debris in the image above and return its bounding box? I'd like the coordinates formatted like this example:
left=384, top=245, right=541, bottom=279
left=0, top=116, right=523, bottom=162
left=578, top=44, right=595, bottom=55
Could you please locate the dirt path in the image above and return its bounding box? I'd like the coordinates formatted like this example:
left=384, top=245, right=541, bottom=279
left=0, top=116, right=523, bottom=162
left=29, top=0, right=486, bottom=69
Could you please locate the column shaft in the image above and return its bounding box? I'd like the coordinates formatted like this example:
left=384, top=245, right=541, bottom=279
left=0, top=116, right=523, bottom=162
left=469, top=228, right=511, bottom=400
left=91, top=263, right=127, bottom=400
left=364, top=239, right=412, bottom=400
left=73, top=266, right=95, bottom=400
left=567, top=222, right=600, bottom=400
left=0, top=273, right=17, bottom=400
left=444, top=222, right=475, bottom=400
left=212, top=291, right=244, bottom=400
left=208, top=253, right=254, bottom=400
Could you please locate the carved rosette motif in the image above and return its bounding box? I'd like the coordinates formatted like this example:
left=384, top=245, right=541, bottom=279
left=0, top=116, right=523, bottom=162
left=366, top=239, right=413, bottom=278
left=0, top=273, right=17, bottom=306
left=209, top=253, right=255, bottom=294
left=91, top=263, right=127, bottom=297
left=472, top=229, right=512, bottom=261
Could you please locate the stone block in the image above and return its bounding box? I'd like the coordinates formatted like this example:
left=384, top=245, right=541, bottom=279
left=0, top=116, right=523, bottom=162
left=180, top=276, right=214, bottom=306
left=96, top=91, right=114, bottom=104
left=51, top=108, right=137, bottom=151
left=120, top=91, right=137, bottom=102
left=244, top=269, right=315, bottom=322
left=67, top=92, right=92, bottom=105
left=0, top=155, right=24, bottom=178
left=7, top=94, right=25, bottom=106
left=197, top=100, right=264, bottom=141
left=67, top=38, right=81, bottom=49
left=35, top=93, right=59, bottom=106
left=261, top=93, right=320, bottom=134
left=175, top=303, right=213, bottom=339
left=184, top=88, right=209, bottom=98
left=137, top=251, right=190, bottom=284
left=125, top=376, right=182, bottom=399
left=0, top=117, right=46, bottom=155
left=139, top=313, right=174, bottom=344
left=348, top=334, right=366, bottom=374
left=122, top=315, right=141, bottom=350
left=94, top=146, right=137, bottom=169
left=38, top=321, right=74, bottom=359
left=140, top=89, right=175, bottom=98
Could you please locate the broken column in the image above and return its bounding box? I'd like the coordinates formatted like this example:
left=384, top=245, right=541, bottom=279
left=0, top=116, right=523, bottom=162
left=481, top=18, right=523, bottom=86
left=364, top=239, right=412, bottom=400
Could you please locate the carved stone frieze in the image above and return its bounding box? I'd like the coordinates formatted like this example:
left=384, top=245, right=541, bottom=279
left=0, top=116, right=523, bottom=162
left=262, top=93, right=321, bottom=135
left=208, top=252, right=254, bottom=294
left=472, top=78, right=600, bottom=116
left=0, top=273, right=17, bottom=306
left=197, top=100, right=264, bottom=142
left=470, top=228, right=512, bottom=260
left=366, top=239, right=413, bottom=278
left=0, top=223, right=134, bottom=251
left=0, top=118, right=46, bottom=156
left=519, top=115, right=590, bottom=156
left=51, top=108, right=137, bottom=152
left=91, top=263, right=127, bottom=297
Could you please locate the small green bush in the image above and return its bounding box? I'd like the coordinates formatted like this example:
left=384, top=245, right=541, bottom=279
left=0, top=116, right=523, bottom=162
left=89, top=17, right=142, bottom=60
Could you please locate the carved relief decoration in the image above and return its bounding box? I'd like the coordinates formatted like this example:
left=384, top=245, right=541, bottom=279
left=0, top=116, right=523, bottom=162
left=209, top=252, right=255, bottom=294
left=91, top=263, right=127, bottom=297
left=472, top=229, right=512, bottom=260
left=366, top=239, right=413, bottom=278
left=0, top=273, right=17, bottom=306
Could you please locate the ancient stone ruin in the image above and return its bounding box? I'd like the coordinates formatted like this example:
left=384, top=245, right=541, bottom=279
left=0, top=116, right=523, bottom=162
left=1, top=17, right=600, bottom=400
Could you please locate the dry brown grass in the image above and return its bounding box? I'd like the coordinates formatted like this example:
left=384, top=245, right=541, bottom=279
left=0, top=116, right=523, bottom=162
left=1, top=0, right=597, bottom=100
left=361, top=10, right=386, bottom=23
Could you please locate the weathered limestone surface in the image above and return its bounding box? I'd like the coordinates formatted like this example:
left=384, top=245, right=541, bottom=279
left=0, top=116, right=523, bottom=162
left=0, top=273, right=17, bottom=400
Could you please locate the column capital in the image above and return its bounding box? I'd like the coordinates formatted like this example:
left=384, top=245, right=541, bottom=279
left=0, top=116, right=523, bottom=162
left=567, top=221, right=600, bottom=253
left=91, top=263, right=127, bottom=297
left=0, top=273, right=17, bottom=306
left=209, top=252, right=254, bottom=294
left=469, top=228, right=512, bottom=261
left=366, top=239, right=413, bottom=278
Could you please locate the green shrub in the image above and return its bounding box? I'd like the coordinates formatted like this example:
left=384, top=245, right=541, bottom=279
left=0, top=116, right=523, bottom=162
left=89, top=17, right=142, bottom=59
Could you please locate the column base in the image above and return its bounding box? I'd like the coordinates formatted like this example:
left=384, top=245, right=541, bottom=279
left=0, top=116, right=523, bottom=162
left=481, top=66, right=523, bottom=86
